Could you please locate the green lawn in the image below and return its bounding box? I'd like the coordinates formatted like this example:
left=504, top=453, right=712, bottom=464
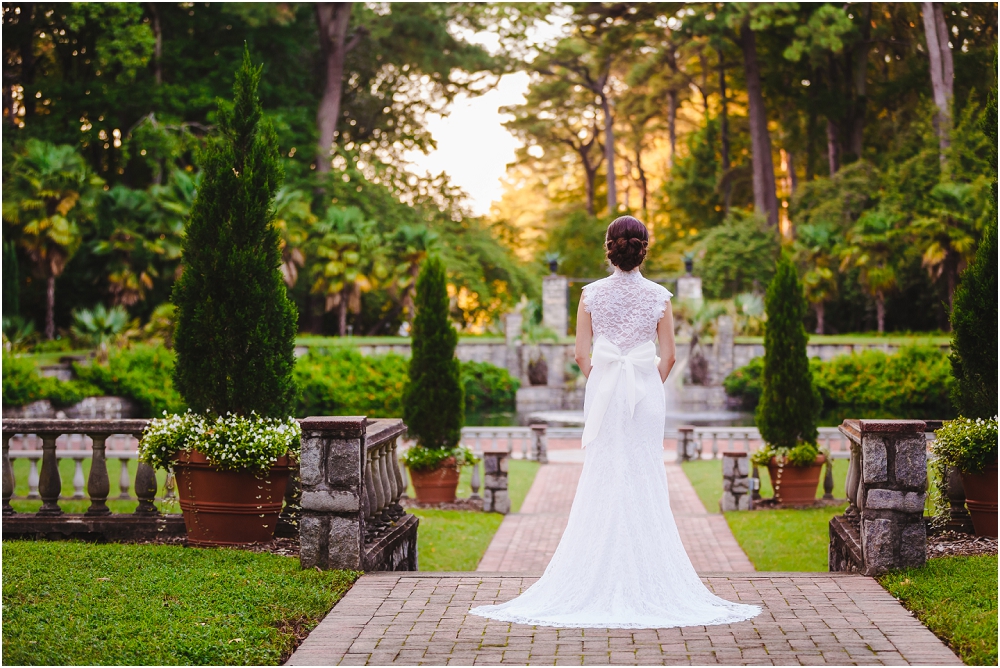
left=409, top=458, right=540, bottom=571
left=1, top=541, right=358, bottom=666
left=879, top=556, right=998, bottom=666
left=681, top=458, right=849, bottom=571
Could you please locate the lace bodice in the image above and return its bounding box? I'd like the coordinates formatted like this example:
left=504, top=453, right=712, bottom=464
left=582, top=268, right=673, bottom=352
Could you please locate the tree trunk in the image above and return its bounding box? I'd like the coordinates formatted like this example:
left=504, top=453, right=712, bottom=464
left=315, top=3, right=353, bottom=174
left=45, top=275, right=55, bottom=340
left=740, top=23, right=779, bottom=227
left=806, top=106, right=816, bottom=182
left=635, top=146, right=648, bottom=216
left=600, top=94, right=616, bottom=213
left=826, top=119, right=840, bottom=175
left=814, top=301, right=825, bottom=335
left=718, top=53, right=732, bottom=213
left=337, top=290, right=348, bottom=336
left=787, top=149, right=798, bottom=193
left=875, top=291, right=886, bottom=334
left=933, top=3, right=954, bottom=102
left=147, top=3, right=163, bottom=85
left=922, top=2, right=951, bottom=165
left=580, top=148, right=598, bottom=216
left=667, top=89, right=678, bottom=170
left=847, top=4, right=871, bottom=161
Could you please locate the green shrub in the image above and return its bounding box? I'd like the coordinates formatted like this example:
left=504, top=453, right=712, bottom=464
left=403, top=256, right=463, bottom=449
left=950, top=218, right=997, bottom=419
left=294, top=347, right=408, bottom=418
left=756, top=255, right=821, bottom=449
left=171, top=49, right=297, bottom=417
left=461, top=360, right=519, bottom=413
left=1, top=352, right=101, bottom=408
left=813, top=344, right=953, bottom=411
left=401, top=443, right=475, bottom=473
left=932, top=416, right=998, bottom=475
left=722, top=356, right=764, bottom=407
left=74, top=345, right=186, bottom=417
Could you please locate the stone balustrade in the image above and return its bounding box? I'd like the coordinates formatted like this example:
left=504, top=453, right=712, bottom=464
left=2, top=418, right=186, bottom=541
left=298, top=417, right=417, bottom=571
left=829, top=420, right=933, bottom=575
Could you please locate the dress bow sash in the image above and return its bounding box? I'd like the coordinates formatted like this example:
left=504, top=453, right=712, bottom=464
left=581, top=336, right=658, bottom=448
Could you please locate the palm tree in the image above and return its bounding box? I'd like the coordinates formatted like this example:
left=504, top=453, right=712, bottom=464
left=308, top=206, right=388, bottom=336
left=839, top=208, right=902, bottom=333
left=913, top=180, right=989, bottom=314
left=366, top=224, right=439, bottom=334
left=271, top=187, right=317, bottom=288
left=794, top=223, right=840, bottom=334
left=1, top=140, right=99, bottom=339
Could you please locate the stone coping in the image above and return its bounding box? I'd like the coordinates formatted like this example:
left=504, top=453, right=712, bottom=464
left=839, top=419, right=929, bottom=441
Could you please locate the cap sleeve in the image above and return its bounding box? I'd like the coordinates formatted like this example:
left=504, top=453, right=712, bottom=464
left=580, top=283, right=594, bottom=313
left=655, top=284, right=673, bottom=321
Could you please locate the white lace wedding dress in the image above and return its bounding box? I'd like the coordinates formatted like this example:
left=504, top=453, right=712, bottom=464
left=469, top=267, right=761, bottom=629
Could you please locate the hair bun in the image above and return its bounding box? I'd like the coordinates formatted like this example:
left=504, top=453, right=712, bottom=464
left=605, top=216, right=649, bottom=271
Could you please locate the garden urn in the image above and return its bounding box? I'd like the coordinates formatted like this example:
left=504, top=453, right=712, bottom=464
left=961, top=463, right=998, bottom=538
left=409, top=456, right=461, bottom=504
left=173, top=450, right=291, bottom=546
left=767, top=454, right=826, bottom=505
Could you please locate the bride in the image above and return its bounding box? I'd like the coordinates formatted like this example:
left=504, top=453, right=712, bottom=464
left=469, top=216, right=761, bottom=629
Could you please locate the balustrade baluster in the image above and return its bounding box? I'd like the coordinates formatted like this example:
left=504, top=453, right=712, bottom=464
left=398, top=450, right=409, bottom=500
left=2, top=433, right=14, bottom=515
left=117, top=458, right=132, bottom=499
left=470, top=456, right=481, bottom=500
left=134, top=462, right=159, bottom=515
left=711, top=433, right=719, bottom=459
left=85, top=434, right=111, bottom=515
left=164, top=472, right=176, bottom=502
left=72, top=457, right=86, bottom=499
left=844, top=443, right=861, bottom=520
left=27, top=457, right=40, bottom=499
left=823, top=459, right=835, bottom=500
left=363, top=449, right=377, bottom=522
left=378, top=444, right=393, bottom=519
left=37, top=434, right=62, bottom=516
left=391, top=439, right=406, bottom=502
left=370, top=447, right=386, bottom=523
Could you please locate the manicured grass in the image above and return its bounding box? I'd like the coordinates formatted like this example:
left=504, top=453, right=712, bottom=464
left=295, top=335, right=508, bottom=347
left=681, top=458, right=848, bottom=571
left=879, top=556, right=998, bottom=666
left=409, top=509, right=505, bottom=571
left=407, top=457, right=540, bottom=571
left=680, top=457, right=849, bottom=514
left=725, top=504, right=848, bottom=571
left=1, top=541, right=358, bottom=665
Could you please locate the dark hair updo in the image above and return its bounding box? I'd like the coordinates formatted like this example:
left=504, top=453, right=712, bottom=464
left=605, top=215, right=649, bottom=272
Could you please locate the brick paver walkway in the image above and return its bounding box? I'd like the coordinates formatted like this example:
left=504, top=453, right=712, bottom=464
left=287, top=572, right=961, bottom=665
left=478, top=457, right=754, bottom=573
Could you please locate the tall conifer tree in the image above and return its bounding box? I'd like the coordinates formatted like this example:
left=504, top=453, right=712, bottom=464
left=756, top=255, right=820, bottom=448
left=172, top=48, right=297, bottom=417
left=403, top=255, right=463, bottom=449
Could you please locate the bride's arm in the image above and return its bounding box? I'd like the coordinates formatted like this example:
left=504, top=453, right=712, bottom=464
left=657, top=302, right=676, bottom=383
left=574, top=298, right=593, bottom=378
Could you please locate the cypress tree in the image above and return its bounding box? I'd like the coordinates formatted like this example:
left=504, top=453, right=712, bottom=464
left=949, top=71, right=998, bottom=419
left=403, top=255, right=464, bottom=449
left=172, top=49, right=297, bottom=417
left=756, top=255, right=820, bottom=448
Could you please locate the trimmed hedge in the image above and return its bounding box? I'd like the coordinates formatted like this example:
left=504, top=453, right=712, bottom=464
left=3, top=345, right=520, bottom=419
left=724, top=344, right=953, bottom=413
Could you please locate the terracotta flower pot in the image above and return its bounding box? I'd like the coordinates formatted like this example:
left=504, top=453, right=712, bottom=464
left=409, top=457, right=460, bottom=504
left=767, top=454, right=826, bottom=505
left=961, top=463, right=998, bottom=538
left=173, top=450, right=291, bottom=547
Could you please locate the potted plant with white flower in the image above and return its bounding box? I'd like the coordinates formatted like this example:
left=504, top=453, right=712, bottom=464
left=140, top=411, right=301, bottom=545
left=931, top=416, right=998, bottom=538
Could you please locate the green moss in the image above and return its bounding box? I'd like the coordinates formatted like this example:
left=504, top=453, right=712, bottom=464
left=1, top=541, right=358, bottom=665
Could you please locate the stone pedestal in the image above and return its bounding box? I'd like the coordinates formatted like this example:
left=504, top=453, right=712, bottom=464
left=482, top=443, right=511, bottom=514
left=676, top=275, right=703, bottom=303
left=299, top=417, right=417, bottom=571
left=721, top=452, right=752, bottom=511
left=542, top=275, right=568, bottom=337
left=712, top=315, right=735, bottom=385
left=831, top=420, right=928, bottom=575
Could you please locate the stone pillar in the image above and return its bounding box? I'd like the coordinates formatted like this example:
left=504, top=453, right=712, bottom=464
left=712, top=315, right=735, bottom=385
left=833, top=420, right=928, bottom=575
left=675, top=275, right=703, bottom=303
left=721, top=452, right=753, bottom=511
left=299, top=417, right=366, bottom=570
left=530, top=422, right=548, bottom=464
left=542, top=274, right=568, bottom=338
left=678, top=425, right=696, bottom=461
left=504, top=311, right=523, bottom=347
left=482, top=441, right=511, bottom=514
